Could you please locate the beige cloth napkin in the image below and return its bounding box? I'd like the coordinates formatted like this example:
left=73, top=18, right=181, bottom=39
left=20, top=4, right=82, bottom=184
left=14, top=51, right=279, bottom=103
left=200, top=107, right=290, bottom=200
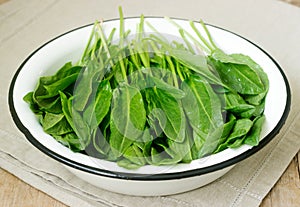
left=1, top=0, right=300, bottom=206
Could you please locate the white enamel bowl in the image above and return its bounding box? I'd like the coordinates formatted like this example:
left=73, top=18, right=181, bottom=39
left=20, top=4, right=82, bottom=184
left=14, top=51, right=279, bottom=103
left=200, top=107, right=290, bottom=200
left=9, top=17, right=291, bottom=196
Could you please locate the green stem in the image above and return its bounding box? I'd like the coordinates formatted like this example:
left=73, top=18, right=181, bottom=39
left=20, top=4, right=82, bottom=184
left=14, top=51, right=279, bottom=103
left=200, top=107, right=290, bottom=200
left=128, top=42, right=140, bottom=69
left=175, top=60, right=185, bottom=81
left=200, top=20, right=218, bottom=50
left=136, top=15, right=150, bottom=69
left=137, top=42, right=150, bottom=68
left=80, top=22, right=96, bottom=64
left=119, top=6, right=125, bottom=47
left=96, top=21, right=114, bottom=68
left=107, top=28, right=116, bottom=44
left=165, top=55, right=179, bottom=88
left=118, top=6, right=128, bottom=83
left=118, top=56, right=128, bottom=83
left=165, top=17, right=210, bottom=54
left=147, top=38, right=163, bottom=59
left=91, top=32, right=101, bottom=60
left=137, top=14, right=144, bottom=42
left=189, top=20, right=214, bottom=53
left=179, top=29, right=195, bottom=54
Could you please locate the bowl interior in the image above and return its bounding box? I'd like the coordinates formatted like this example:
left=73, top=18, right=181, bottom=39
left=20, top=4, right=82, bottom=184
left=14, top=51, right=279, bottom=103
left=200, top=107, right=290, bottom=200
left=10, top=17, right=289, bottom=176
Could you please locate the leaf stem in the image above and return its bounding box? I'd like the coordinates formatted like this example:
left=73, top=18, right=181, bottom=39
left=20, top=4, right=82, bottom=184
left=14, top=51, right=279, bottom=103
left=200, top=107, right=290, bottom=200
left=96, top=21, right=114, bottom=68
left=175, top=60, right=185, bottom=81
left=80, top=22, right=96, bottom=64
left=165, top=55, right=179, bottom=88
left=136, top=15, right=151, bottom=69
left=165, top=17, right=210, bottom=54
left=179, top=28, right=195, bottom=54
left=200, top=20, right=218, bottom=50
left=189, top=21, right=214, bottom=53
left=118, top=6, right=128, bottom=83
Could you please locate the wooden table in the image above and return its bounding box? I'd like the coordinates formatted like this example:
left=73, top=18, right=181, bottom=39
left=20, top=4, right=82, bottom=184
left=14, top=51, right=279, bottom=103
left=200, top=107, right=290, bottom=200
left=1, top=153, right=300, bottom=207
left=1, top=0, right=300, bottom=206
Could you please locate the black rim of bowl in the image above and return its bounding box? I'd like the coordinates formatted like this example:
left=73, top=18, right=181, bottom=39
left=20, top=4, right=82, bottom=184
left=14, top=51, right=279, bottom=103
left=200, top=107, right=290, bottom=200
left=8, top=17, right=291, bottom=181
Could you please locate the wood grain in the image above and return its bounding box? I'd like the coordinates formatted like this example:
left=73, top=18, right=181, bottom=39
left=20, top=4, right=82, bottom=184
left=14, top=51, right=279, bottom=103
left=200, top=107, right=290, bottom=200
left=0, top=168, right=65, bottom=207
left=281, top=0, right=300, bottom=7
left=1, top=152, right=300, bottom=206
left=260, top=153, right=300, bottom=207
left=0, top=0, right=299, bottom=206
left=0, top=0, right=8, bottom=5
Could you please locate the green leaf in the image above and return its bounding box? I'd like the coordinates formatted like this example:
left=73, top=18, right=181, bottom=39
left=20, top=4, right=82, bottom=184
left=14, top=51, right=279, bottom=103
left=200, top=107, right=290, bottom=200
left=149, top=88, right=186, bottom=142
left=186, top=123, right=199, bottom=160
left=192, top=130, right=205, bottom=156
left=244, top=115, right=265, bottom=146
left=214, top=117, right=252, bottom=152
left=171, top=49, right=207, bottom=71
left=209, top=50, right=265, bottom=95
left=110, top=84, right=146, bottom=155
left=181, top=75, right=225, bottom=157
left=31, top=63, right=82, bottom=113
left=230, top=53, right=269, bottom=105
left=117, top=158, right=143, bottom=169
left=72, top=108, right=92, bottom=149
left=23, top=92, right=41, bottom=114
left=170, top=49, right=224, bottom=86
left=53, top=132, right=82, bottom=152
left=181, top=75, right=223, bottom=135
left=252, top=100, right=266, bottom=116
left=60, top=91, right=74, bottom=129
left=73, top=60, right=104, bottom=111
left=41, top=112, right=73, bottom=136
left=166, top=137, right=192, bottom=163
left=83, top=80, right=112, bottom=129
left=122, top=144, right=146, bottom=166
left=42, top=73, right=79, bottom=97
left=99, top=112, right=111, bottom=140
left=91, top=129, right=111, bottom=155
left=144, top=70, right=186, bottom=99
left=226, top=118, right=253, bottom=143
left=210, top=114, right=237, bottom=154
left=149, top=139, right=182, bottom=165
left=193, top=114, right=236, bottom=157
left=60, top=93, right=91, bottom=149
left=61, top=92, right=91, bottom=150
left=34, top=63, right=81, bottom=100
left=228, top=136, right=246, bottom=148
left=197, top=125, right=226, bottom=157
left=130, top=68, right=186, bottom=99
left=144, top=89, right=163, bottom=137
left=224, top=92, right=256, bottom=118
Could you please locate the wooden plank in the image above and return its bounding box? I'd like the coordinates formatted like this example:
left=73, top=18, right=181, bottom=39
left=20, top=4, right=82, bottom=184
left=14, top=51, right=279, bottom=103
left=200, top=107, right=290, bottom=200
left=0, top=168, right=66, bottom=207
left=260, top=152, right=300, bottom=207
left=281, top=0, right=300, bottom=6
left=0, top=0, right=8, bottom=5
